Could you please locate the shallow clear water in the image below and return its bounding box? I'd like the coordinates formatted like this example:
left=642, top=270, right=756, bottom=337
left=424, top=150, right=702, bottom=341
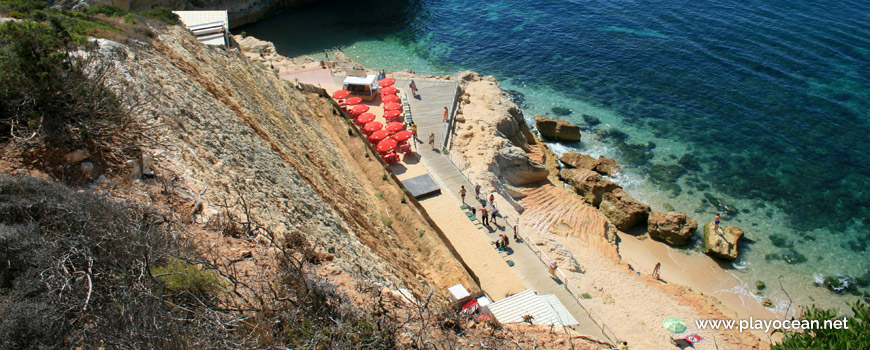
left=239, top=0, right=870, bottom=309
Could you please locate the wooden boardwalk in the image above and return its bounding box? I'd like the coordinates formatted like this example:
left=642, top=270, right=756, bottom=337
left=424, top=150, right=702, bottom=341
left=396, top=78, right=615, bottom=343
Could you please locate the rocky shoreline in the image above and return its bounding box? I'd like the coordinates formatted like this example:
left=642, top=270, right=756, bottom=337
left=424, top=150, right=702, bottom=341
left=233, top=33, right=770, bottom=348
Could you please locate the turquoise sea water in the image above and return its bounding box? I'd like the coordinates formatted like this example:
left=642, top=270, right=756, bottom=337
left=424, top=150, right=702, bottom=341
left=239, top=0, right=870, bottom=310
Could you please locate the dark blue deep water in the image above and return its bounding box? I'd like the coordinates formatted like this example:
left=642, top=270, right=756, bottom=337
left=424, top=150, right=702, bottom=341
left=240, top=0, right=870, bottom=307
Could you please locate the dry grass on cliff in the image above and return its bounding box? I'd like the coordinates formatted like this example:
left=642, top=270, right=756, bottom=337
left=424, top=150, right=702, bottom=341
left=303, top=91, right=479, bottom=295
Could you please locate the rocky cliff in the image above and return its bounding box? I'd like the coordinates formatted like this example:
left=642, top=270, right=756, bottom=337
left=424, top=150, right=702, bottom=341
left=90, top=25, right=477, bottom=296
left=60, top=0, right=317, bottom=27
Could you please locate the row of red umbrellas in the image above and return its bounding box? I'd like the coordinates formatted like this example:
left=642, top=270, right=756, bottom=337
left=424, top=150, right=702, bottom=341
left=364, top=121, right=405, bottom=135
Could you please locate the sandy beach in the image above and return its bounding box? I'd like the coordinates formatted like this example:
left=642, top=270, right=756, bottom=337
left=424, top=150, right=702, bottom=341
left=271, top=45, right=774, bottom=348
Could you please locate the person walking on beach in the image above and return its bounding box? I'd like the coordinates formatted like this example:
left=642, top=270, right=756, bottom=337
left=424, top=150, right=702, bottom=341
left=460, top=186, right=467, bottom=205
left=513, top=224, right=519, bottom=240
left=480, top=207, right=489, bottom=226
left=409, top=80, right=418, bottom=97
left=488, top=193, right=495, bottom=207
left=411, top=122, right=419, bottom=142
left=491, top=205, right=499, bottom=225
left=443, top=107, right=449, bottom=122
left=652, top=262, right=661, bottom=281
left=429, top=132, right=436, bottom=150
left=474, top=184, right=481, bottom=200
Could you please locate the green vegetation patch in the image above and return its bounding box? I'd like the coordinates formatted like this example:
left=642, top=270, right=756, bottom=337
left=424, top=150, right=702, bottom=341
left=151, top=258, right=225, bottom=297
left=773, top=301, right=870, bottom=349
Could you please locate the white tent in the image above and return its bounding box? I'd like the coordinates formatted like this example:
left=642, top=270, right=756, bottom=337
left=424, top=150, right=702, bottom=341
left=343, top=75, right=379, bottom=100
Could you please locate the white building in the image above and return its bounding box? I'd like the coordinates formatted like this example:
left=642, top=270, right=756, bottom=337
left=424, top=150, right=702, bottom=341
left=172, top=10, right=229, bottom=47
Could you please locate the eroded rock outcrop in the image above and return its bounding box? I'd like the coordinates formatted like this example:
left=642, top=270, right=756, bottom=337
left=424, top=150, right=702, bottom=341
left=450, top=71, right=541, bottom=195
left=599, top=189, right=650, bottom=231
left=559, top=152, right=621, bottom=177
left=559, top=168, right=620, bottom=206
left=647, top=211, right=698, bottom=246
left=233, top=34, right=306, bottom=73
left=495, top=145, right=549, bottom=186
left=77, top=0, right=318, bottom=28
left=534, top=115, right=580, bottom=142
left=595, top=156, right=620, bottom=176
left=560, top=152, right=598, bottom=170
left=703, top=222, right=743, bottom=260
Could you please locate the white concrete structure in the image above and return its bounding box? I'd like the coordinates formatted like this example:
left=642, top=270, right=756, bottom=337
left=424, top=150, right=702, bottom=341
left=173, top=10, right=229, bottom=47
left=487, top=289, right=563, bottom=326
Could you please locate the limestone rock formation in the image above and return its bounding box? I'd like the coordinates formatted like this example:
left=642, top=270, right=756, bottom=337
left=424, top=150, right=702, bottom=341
left=647, top=211, right=698, bottom=246
left=75, top=0, right=319, bottom=28
left=702, top=222, right=743, bottom=260
left=599, top=189, right=650, bottom=231
left=534, top=115, right=581, bottom=142
left=450, top=71, right=542, bottom=192
left=559, top=168, right=620, bottom=206
left=560, top=152, right=599, bottom=170
left=233, top=34, right=305, bottom=73
left=495, top=145, right=549, bottom=186
left=595, top=156, right=621, bottom=176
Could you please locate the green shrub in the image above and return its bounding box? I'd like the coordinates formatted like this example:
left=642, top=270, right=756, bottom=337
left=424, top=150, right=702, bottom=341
left=123, top=13, right=137, bottom=24
left=773, top=300, right=870, bottom=349
left=140, top=7, right=179, bottom=25
left=151, top=258, right=225, bottom=297
left=0, top=20, right=126, bottom=150
left=380, top=216, right=393, bottom=228
left=84, top=4, right=127, bottom=17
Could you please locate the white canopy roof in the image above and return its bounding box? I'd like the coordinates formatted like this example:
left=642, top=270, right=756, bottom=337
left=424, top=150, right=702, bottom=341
left=343, top=75, right=377, bottom=86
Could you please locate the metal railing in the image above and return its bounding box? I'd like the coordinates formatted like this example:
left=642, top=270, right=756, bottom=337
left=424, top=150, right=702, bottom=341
left=442, top=149, right=620, bottom=345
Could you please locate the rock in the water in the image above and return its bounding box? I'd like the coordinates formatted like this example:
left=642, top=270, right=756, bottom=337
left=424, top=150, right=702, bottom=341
left=559, top=168, right=620, bottom=206
left=582, top=114, right=601, bottom=126
left=762, top=298, right=773, bottom=307
left=560, top=152, right=599, bottom=170
left=495, top=146, right=549, bottom=186
left=63, top=148, right=91, bottom=163
left=534, top=115, right=581, bottom=142
left=551, top=106, right=572, bottom=116
left=647, top=211, right=698, bottom=246
left=599, top=189, right=650, bottom=231
left=702, top=222, right=743, bottom=260
left=595, top=156, right=621, bottom=176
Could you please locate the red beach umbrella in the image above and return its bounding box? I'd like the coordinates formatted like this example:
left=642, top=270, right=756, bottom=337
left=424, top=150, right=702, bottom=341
left=384, top=102, right=402, bottom=111
left=380, top=86, right=398, bottom=95
left=346, top=96, right=363, bottom=105
left=385, top=122, right=405, bottom=133
left=376, top=138, right=397, bottom=153
left=332, top=89, right=350, bottom=99
left=351, top=104, right=370, bottom=115
left=383, top=110, right=402, bottom=119
left=368, top=130, right=390, bottom=143
left=391, top=130, right=413, bottom=142
left=381, top=94, right=400, bottom=103
left=378, top=77, right=396, bottom=87
left=461, top=299, right=479, bottom=315
left=363, top=121, right=383, bottom=133
left=355, top=112, right=376, bottom=125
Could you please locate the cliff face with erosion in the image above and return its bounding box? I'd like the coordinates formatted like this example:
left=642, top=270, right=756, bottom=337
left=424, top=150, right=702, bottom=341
left=451, top=71, right=545, bottom=196
left=67, top=0, right=316, bottom=27
left=95, top=25, right=474, bottom=294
